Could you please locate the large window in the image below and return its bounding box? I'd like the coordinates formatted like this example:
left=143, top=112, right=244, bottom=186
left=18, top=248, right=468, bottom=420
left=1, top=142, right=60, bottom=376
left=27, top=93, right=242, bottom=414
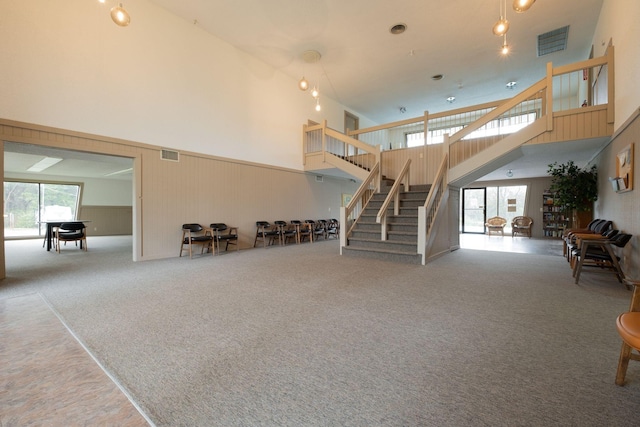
left=405, top=112, right=537, bottom=147
left=4, top=181, right=81, bottom=238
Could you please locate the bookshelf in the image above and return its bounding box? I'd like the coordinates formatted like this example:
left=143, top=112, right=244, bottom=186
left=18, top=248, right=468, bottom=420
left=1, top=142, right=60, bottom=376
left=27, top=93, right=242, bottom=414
left=542, top=192, right=567, bottom=238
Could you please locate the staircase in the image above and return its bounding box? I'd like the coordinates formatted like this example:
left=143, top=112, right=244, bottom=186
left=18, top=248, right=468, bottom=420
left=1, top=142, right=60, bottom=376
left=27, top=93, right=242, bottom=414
left=342, top=182, right=430, bottom=264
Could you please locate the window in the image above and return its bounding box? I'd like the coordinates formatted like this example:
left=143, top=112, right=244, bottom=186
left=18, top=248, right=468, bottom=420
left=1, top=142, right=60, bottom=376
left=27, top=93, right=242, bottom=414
left=4, top=181, right=81, bottom=238
left=406, top=112, right=537, bottom=147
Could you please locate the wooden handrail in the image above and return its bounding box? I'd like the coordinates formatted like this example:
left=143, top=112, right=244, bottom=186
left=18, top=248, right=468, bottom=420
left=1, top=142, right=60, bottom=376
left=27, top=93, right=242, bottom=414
left=376, top=158, right=411, bottom=240
left=340, top=162, right=380, bottom=250
left=418, top=153, right=448, bottom=264
left=448, top=79, right=546, bottom=144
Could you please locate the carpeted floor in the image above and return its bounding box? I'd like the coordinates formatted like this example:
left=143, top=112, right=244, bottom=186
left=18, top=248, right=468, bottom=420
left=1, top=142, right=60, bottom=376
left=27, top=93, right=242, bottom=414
left=2, top=236, right=639, bottom=426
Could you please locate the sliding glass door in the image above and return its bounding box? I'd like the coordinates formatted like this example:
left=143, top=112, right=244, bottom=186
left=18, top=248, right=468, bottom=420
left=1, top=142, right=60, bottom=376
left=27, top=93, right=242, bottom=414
left=462, top=188, right=486, bottom=233
left=4, top=181, right=80, bottom=238
left=461, top=185, right=528, bottom=234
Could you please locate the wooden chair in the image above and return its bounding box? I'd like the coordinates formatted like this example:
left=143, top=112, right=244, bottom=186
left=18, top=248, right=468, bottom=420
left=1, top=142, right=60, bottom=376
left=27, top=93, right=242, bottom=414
left=326, top=218, right=340, bottom=240
left=55, top=222, right=87, bottom=253
left=179, top=223, right=213, bottom=258
left=485, top=216, right=507, bottom=236
left=305, top=219, right=326, bottom=241
left=511, top=216, right=533, bottom=238
left=209, top=223, right=239, bottom=254
left=274, top=220, right=297, bottom=245
left=253, top=221, right=281, bottom=247
left=290, top=220, right=311, bottom=243
left=572, top=233, right=632, bottom=285
left=616, top=279, right=640, bottom=385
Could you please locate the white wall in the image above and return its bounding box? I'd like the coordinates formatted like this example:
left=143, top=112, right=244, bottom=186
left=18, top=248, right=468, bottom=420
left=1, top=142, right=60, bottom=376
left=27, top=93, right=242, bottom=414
left=591, top=0, right=640, bottom=130
left=0, top=0, right=376, bottom=172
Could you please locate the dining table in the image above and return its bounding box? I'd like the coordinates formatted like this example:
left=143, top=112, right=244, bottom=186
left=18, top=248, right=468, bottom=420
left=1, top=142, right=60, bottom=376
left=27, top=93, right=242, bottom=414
left=41, top=220, right=91, bottom=251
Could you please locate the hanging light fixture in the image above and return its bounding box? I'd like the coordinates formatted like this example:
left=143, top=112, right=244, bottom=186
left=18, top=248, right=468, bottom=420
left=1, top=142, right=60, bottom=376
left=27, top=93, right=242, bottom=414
left=513, top=0, right=536, bottom=13
left=298, top=77, right=309, bottom=91
left=501, top=34, right=510, bottom=55
left=315, top=98, right=321, bottom=112
left=110, top=3, right=131, bottom=27
left=492, top=0, right=509, bottom=36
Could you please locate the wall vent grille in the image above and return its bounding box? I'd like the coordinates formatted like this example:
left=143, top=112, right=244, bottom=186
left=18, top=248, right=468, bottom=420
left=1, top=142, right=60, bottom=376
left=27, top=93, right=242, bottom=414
left=537, top=26, right=569, bottom=57
left=315, top=175, right=324, bottom=182
left=161, top=149, right=179, bottom=162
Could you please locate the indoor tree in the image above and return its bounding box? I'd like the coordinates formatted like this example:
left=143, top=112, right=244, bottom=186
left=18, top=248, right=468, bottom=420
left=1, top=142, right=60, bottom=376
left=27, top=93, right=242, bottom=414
left=547, top=161, right=598, bottom=228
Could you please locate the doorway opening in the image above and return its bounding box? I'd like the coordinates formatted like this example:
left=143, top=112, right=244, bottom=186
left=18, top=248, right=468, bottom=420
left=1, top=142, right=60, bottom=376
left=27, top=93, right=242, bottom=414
left=461, top=185, right=528, bottom=234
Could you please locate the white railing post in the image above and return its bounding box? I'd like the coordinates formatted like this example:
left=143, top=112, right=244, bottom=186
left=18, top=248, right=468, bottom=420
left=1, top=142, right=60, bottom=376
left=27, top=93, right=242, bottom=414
left=546, top=62, right=553, bottom=131
left=418, top=206, right=426, bottom=264
left=340, top=206, right=347, bottom=254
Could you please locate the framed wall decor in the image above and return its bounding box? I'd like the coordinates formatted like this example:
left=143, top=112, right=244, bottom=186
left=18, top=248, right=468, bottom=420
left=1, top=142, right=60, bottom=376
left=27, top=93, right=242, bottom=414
left=615, top=143, right=634, bottom=193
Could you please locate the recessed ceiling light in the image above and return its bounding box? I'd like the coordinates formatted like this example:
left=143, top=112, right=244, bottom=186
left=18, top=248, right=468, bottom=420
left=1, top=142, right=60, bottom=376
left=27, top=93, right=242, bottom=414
left=27, top=157, right=63, bottom=172
left=446, top=96, right=456, bottom=103
left=506, top=81, right=517, bottom=89
left=390, top=23, right=407, bottom=35
left=431, top=74, right=444, bottom=81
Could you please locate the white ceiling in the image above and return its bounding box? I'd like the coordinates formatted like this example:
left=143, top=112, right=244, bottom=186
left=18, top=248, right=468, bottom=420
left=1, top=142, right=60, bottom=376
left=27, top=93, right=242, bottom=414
left=3, top=0, right=608, bottom=181
left=146, top=0, right=604, bottom=123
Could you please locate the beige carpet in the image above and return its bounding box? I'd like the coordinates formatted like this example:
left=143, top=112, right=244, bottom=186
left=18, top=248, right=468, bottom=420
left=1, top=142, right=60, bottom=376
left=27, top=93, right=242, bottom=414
left=2, top=236, right=639, bottom=426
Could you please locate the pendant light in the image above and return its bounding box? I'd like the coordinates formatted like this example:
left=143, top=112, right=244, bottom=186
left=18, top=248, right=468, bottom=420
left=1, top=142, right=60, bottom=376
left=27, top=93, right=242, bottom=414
left=298, top=77, right=309, bottom=91
left=492, top=0, right=509, bottom=36
left=513, top=0, right=536, bottom=13
left=110, top=3, right=131, bottom=27
left=501, top=34, right=510, bottom=55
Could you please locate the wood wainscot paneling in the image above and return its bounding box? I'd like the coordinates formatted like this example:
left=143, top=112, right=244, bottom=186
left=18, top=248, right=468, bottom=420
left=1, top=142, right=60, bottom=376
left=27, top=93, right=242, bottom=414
left=78, top=206, right=133, bottom=236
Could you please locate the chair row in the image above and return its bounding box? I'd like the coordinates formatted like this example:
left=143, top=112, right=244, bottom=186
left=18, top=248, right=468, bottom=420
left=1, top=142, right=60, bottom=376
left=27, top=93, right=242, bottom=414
left=253, top=219, right=339, bottom=248
left=563, top=219, right=633, bottom=285
left=484, top=215, right=533, bottom=237
left=179, top=223, right=239, bottom=258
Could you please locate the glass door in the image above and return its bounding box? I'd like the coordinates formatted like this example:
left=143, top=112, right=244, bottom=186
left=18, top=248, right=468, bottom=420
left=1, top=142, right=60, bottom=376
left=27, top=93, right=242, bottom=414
left=462, top=188, right=486, bottom=233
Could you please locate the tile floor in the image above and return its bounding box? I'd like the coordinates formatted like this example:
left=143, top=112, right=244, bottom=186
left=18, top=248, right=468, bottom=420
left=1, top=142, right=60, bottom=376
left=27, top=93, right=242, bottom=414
left=0, top=293, right=151, bottom=426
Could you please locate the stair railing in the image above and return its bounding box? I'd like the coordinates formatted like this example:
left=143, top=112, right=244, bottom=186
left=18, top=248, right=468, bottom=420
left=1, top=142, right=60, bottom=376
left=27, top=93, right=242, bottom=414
left=418, top=153, right=448, bottom=264
left=375, top=158, right=411, bottom=241
left=304, top=120, right=381, bottom=174
left=340, top=162, right=381, bottom=253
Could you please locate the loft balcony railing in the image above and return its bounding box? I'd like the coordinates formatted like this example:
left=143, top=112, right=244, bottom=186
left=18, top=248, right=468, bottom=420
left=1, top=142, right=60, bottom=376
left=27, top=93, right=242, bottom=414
left=344, top=48, right=613, bottom=172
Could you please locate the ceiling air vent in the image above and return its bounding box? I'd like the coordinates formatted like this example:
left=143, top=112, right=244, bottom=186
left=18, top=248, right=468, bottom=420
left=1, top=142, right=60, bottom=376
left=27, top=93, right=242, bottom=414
left=160, top=149, right=179, bottom=162
left=537, top=26, right=569, bottom=57
left=315, top=175, right=323, bottom=182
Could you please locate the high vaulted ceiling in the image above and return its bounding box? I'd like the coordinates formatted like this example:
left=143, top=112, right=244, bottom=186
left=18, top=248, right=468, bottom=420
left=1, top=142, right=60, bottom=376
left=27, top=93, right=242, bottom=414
left=146, top=0, right=605, bottom=123
left=4, top=0, right=608, bottom=181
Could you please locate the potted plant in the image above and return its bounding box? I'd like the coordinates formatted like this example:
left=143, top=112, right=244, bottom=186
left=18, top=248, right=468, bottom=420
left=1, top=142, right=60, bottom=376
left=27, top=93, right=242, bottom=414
left=547, top=161, right=598, bottom=228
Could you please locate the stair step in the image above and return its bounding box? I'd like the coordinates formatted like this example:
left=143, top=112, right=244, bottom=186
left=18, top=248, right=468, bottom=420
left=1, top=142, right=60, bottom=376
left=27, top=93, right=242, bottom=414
left=351, top=230, right=418, bottom=242
left=348, top=237, right=416, bottom=253
left=342, top=246, right=422, bottom=265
